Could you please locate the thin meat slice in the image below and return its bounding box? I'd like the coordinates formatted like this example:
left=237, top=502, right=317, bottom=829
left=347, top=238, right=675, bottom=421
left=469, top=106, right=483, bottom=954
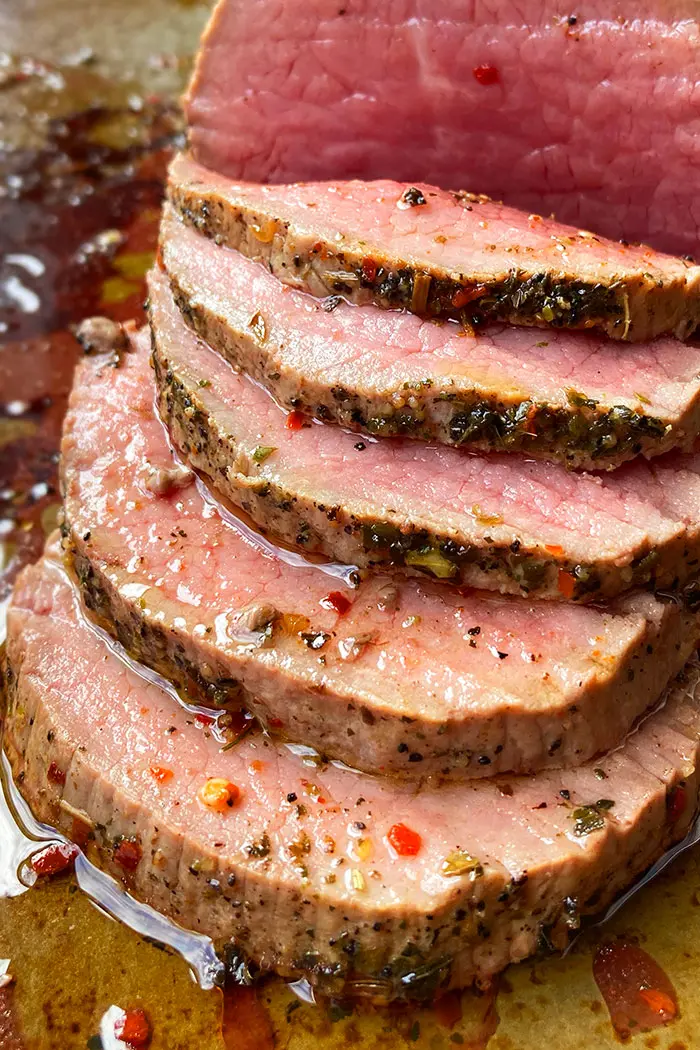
left=6, top=549, right=700, bottom=994
left=168, top=153, right=700, bottom=343
left=59, top=323, right=700, bottom=778
left=185, top=0, right=700, bottom=258
left=150, top=267, right=700, bottom=602
left=161, top=207, right=700, bottom=470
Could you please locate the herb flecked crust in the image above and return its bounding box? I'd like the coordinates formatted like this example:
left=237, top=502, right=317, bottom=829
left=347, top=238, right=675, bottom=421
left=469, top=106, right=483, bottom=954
left=168, top=273, right=683, bottom=472
left=5, top=611, right=700, bottom=1000
left=168, top=177, right=700, bottom=343
left=150, top=317, right=699, bottom=603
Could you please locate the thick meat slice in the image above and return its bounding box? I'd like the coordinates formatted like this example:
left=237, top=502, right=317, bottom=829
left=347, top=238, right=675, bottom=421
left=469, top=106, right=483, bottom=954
left=6, top=550, right=700, bottom=995
left=185, top=0, right=700, bottom=258
left=60, top=324, right=700, bottom=778
left=161, top=207, right=700, bottom=470
left=150, top=267, right=700, bottom=603
left=168, top=153, right=700, bottom=343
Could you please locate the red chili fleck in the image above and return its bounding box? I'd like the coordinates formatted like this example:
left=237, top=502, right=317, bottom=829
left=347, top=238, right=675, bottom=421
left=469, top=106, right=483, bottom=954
left=115, top=1007, right=152, bottom=1048
left=148, top=765, right=173, bottom=784
left=593, top=942, right=679, bottom=1039
left=285, top=410, right=306, bottom=431
left=47, top=761, right=66, bottom=785
left=268, top=717, right=284, bottom=729
left=666, top=784, right=688, bottom=821
left=451, top=285, right=487, bottom=309
left=31, top=842, right=79, bottom=877
left=114, top=839, right=143, bottom=872
left=387, top=823, right=422, bottom=857
left=473, top=63, right=500, bottom=86
left=194, top=712, right=216, bottom=729
left=557, top=569, right=576, bottom=600
left=361, top=257, right=378, bottom=283
left=320, top=591, right=352, bottom=615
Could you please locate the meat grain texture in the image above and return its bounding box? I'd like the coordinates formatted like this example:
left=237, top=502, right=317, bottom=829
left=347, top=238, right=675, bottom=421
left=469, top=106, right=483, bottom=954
left=185, top=0, right=700, bottom=256
left=150, top=265, right=700, bottom=603
left=5, top=551, right=700, bottom=996
left=169, top=155, right=700, bottom=342
left=161, top=208, right=700, bottom=469
left=60, top=327, right=700, bottom=779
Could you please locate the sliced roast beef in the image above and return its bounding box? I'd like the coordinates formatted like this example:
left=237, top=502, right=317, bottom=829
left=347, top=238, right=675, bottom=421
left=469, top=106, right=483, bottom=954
left=185, top=0, right=700, bottom=258
left=168, top=154, right=700, bottom=343
left=161, top=207, right=700, bottom=469
left=60, top=322, right=700, bottom=778
left=6, top=550, right=700, bottom=994
left=150, top=266, right=700, bottom=603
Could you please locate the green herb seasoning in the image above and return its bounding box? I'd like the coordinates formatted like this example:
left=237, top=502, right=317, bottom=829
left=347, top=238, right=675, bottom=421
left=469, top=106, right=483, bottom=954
left=441, top=850, right=484, bottom=878
left=252, top=445, right=276, bottom=463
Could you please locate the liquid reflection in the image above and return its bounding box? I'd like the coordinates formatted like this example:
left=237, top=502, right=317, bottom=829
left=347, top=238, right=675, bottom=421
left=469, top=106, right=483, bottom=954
left=0, top=752, right=224, bottom=989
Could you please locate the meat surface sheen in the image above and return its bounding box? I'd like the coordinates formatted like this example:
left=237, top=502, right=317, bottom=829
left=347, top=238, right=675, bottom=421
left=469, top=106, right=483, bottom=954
left=161, top=207, right=700, bottom=470
left=5, top=550, right=700, bottom=994
left=60, top=324, right=700, bottom=778
left=150, top=266, right=700, bottom=603
left=169, top=155, right=700, bottom=343
left=185, top=0, right=700, bottom=257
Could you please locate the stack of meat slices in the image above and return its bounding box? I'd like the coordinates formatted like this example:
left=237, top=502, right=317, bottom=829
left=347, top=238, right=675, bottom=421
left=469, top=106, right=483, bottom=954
left=7, top=157, right=700, bottom=999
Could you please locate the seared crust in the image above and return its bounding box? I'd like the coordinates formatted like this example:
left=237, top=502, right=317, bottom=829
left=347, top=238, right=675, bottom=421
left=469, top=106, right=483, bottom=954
left=149, top=269, right=700, bottom=604
left=168, top=154, right=700, bottom=343
left=6, top=551, right=700, bottom=996
left=160, top=203, right=700, bottom=470
left=59, top=323, right=700, bottom=779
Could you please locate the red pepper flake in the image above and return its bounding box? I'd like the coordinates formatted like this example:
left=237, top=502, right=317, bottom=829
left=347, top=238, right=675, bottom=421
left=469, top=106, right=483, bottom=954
left=115, top=1007, right=152, bottom=1048
left=544, top=544, right=565, bottom=557
left=361, top=257, right=378, bottom=283
left=114, top=839, right=143, bottom=871
left=473, top=63, right=500, bottom=86
left=268, top=717, right=284, bottom=729
left=285, top=410, right=306, bottom=431
left=47, top=761, right=66, bottom=785
left=320, top=591, right=352, bottom=615
left=451, top=285, right=487, bottom=309
left=557, top=569, right=576, bottom=600
left=387, top=823, right=422, bottom=857
left=593, top=942, right=679, bottom=1039
left=666, top=784, right=688, bottom=822
left=194, top=712, right=216, bottom=729
left=148, top=765, right=173, bottom=784
left=31, top=842, right=79, bottom=877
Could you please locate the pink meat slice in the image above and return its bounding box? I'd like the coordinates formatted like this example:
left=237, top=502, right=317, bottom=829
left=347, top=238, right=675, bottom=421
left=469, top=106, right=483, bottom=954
left=162, top=208, right=700, bottom=449
left=168, top=155, right=700, bottom=343
left=185, top=0, right=700, bottom=257
left=59, top=323, right=700, bottom=778
left=150, top=263, right=700, bottom=602
left=5, top=549, right=700, bottom=994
